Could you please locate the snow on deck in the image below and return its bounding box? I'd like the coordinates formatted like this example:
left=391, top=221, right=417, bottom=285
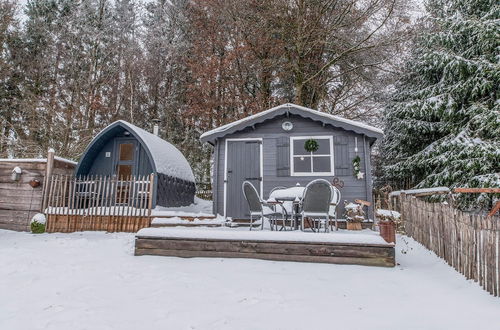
left=1, top=230, right=498, bottom=330
left=136, top=227, right=391, bottom=246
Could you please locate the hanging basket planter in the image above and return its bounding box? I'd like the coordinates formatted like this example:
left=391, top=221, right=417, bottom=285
left=304, top=139, right=319, bottom=152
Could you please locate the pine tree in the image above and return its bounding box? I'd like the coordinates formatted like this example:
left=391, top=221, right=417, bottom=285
left=381, top=0, right=500, bottom=209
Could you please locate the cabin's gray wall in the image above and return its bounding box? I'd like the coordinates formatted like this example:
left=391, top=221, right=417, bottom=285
left=212, top=140, right=220, bottom=216
left=87, top=139, right=114, bottom=175
left=213, top=114, right=374, bottom=219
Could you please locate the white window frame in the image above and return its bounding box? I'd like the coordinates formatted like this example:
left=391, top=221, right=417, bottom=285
left=290, top=136, right=334, bottom=177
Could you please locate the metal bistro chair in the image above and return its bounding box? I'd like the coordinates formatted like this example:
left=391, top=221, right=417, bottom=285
left=300, top=179, right=333, bottom=233
left=268, top=186, right=293, bottom=230
left=242, top=181, right=283, bottom=231
left=329, top=186, right=341, bottom=231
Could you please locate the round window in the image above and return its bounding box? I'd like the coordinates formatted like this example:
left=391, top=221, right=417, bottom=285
left=282, top=121, right=293, bottom=131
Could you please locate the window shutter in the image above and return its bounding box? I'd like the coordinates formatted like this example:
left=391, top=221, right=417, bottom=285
left=334, top=136, right=349, bottom=175
left=276, top=136, right=290, bottom=177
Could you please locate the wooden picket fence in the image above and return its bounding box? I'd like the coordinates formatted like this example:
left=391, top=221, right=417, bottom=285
left=45, top=174, right=154, bottom=233
left=397, top=194, right=499, bottom=297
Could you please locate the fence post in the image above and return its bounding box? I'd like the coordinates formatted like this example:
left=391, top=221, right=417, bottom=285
left=148, top=173, right=154, bottom=217
left=41, top=148, right=55, bottom=212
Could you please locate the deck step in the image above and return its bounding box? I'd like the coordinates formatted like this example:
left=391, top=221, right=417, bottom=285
left=134, top=230, right=396, bottom=267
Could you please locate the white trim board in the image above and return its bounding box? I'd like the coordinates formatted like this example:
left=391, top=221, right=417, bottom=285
left=223, top=138, right=264, bottom=219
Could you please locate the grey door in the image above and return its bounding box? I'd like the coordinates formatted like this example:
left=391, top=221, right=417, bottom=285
left=226, top=140, right=262, bottom=219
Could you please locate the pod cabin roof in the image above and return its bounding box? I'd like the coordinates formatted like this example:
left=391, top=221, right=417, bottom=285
left=75, top=120, right=195, bottom=182
left=200, top=103, right=383, bottom=144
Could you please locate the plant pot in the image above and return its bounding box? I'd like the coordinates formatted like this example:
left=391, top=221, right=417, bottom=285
left=29, top=179, right=41, bottom=188
left=346, top=221, right=362, bottom=230
left=379, top=221, right=396, bottom=243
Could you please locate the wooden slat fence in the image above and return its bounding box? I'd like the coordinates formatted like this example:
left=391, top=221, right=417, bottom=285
left=397, top=194, right=499, bottom=297
left=45, top=174, right=154, bottom=233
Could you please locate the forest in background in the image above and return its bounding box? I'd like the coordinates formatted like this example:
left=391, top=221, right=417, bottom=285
left=0, top=0, right=417, bottom=181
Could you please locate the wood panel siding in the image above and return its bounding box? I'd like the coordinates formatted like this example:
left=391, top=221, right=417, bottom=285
left=276, top=136, right=290, bottom=176
left=0, top=159, right=75, bottom=231
left=135, top=236, right=395, bottom=267
left=212, top=114, right=373, bottom=219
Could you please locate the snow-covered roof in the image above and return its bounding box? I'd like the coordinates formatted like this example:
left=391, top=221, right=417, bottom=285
left=0, top=156, right=77, bottom=166
left=76, top=120, right=195, bottom=182
left=200, top=103, right=383, bottom=144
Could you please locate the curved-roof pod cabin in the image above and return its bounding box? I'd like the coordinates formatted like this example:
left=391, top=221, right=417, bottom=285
left=76, top=120, right=195, bottom=207
left=200, top=103, right=383, bottom=220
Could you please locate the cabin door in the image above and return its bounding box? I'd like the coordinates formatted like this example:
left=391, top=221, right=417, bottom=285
left=115, top=139, right=137, bottom=179
left=225, top=139, right=262, bottom=219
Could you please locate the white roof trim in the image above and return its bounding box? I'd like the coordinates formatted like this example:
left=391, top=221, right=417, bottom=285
left=200, top=103, right=383, bottom=140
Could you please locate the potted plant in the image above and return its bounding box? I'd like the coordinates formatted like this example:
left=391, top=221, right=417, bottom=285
left=344, top=201, right=364, bottom=230
left=30, top=213, right=46, bottom=234
left=375, top=209, right=401, bottom=243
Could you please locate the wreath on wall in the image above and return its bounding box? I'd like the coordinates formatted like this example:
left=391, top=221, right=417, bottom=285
left=352, top=155, right=365, bottom=179
left=304, top=139, right=319, bottom=152
left=352, top=155, right=362, bottom=179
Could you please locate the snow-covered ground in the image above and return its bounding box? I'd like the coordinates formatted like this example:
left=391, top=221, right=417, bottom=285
left=0, top=230, right=498, bottom=330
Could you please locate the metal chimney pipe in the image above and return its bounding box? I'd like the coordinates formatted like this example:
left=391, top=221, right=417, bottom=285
left=152, top=119, right=161, bottom=136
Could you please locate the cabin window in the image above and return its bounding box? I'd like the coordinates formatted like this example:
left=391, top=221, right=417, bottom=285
left=290, top=136, right=334, bottom=176
left=117, top=164, right=132, bottom=178
left=119, top=143, right=134, bottom=161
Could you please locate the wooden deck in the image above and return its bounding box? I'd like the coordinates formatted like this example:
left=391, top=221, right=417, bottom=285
left=135, top=229, right=395, bottom=267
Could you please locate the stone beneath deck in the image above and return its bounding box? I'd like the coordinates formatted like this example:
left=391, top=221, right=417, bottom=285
left=135, top=228, right=395, bottom=267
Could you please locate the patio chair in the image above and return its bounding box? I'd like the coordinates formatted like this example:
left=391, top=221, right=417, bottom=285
left=328, top=186, right=341, bottom=231
left=300, top=179, right=333, bottom=232
left=242, top=181, right=283, bottom=230
left=269, top=186, right=293, bottom=230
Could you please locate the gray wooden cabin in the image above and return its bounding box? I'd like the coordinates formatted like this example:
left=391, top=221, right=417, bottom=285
left=75, top=120, right=196, bottom=208
left=200, top=103, right=383, bottom=220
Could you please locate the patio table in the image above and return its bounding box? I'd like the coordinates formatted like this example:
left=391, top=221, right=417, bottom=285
left=268, top=185, right=339, bottom=231
left=268, top=186, right=305, bottom=230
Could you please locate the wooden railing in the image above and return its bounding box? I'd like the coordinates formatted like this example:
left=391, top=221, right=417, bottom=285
left=45, top=174, right=154, bottom=232
left=396, top=194, right=499, bottom=297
